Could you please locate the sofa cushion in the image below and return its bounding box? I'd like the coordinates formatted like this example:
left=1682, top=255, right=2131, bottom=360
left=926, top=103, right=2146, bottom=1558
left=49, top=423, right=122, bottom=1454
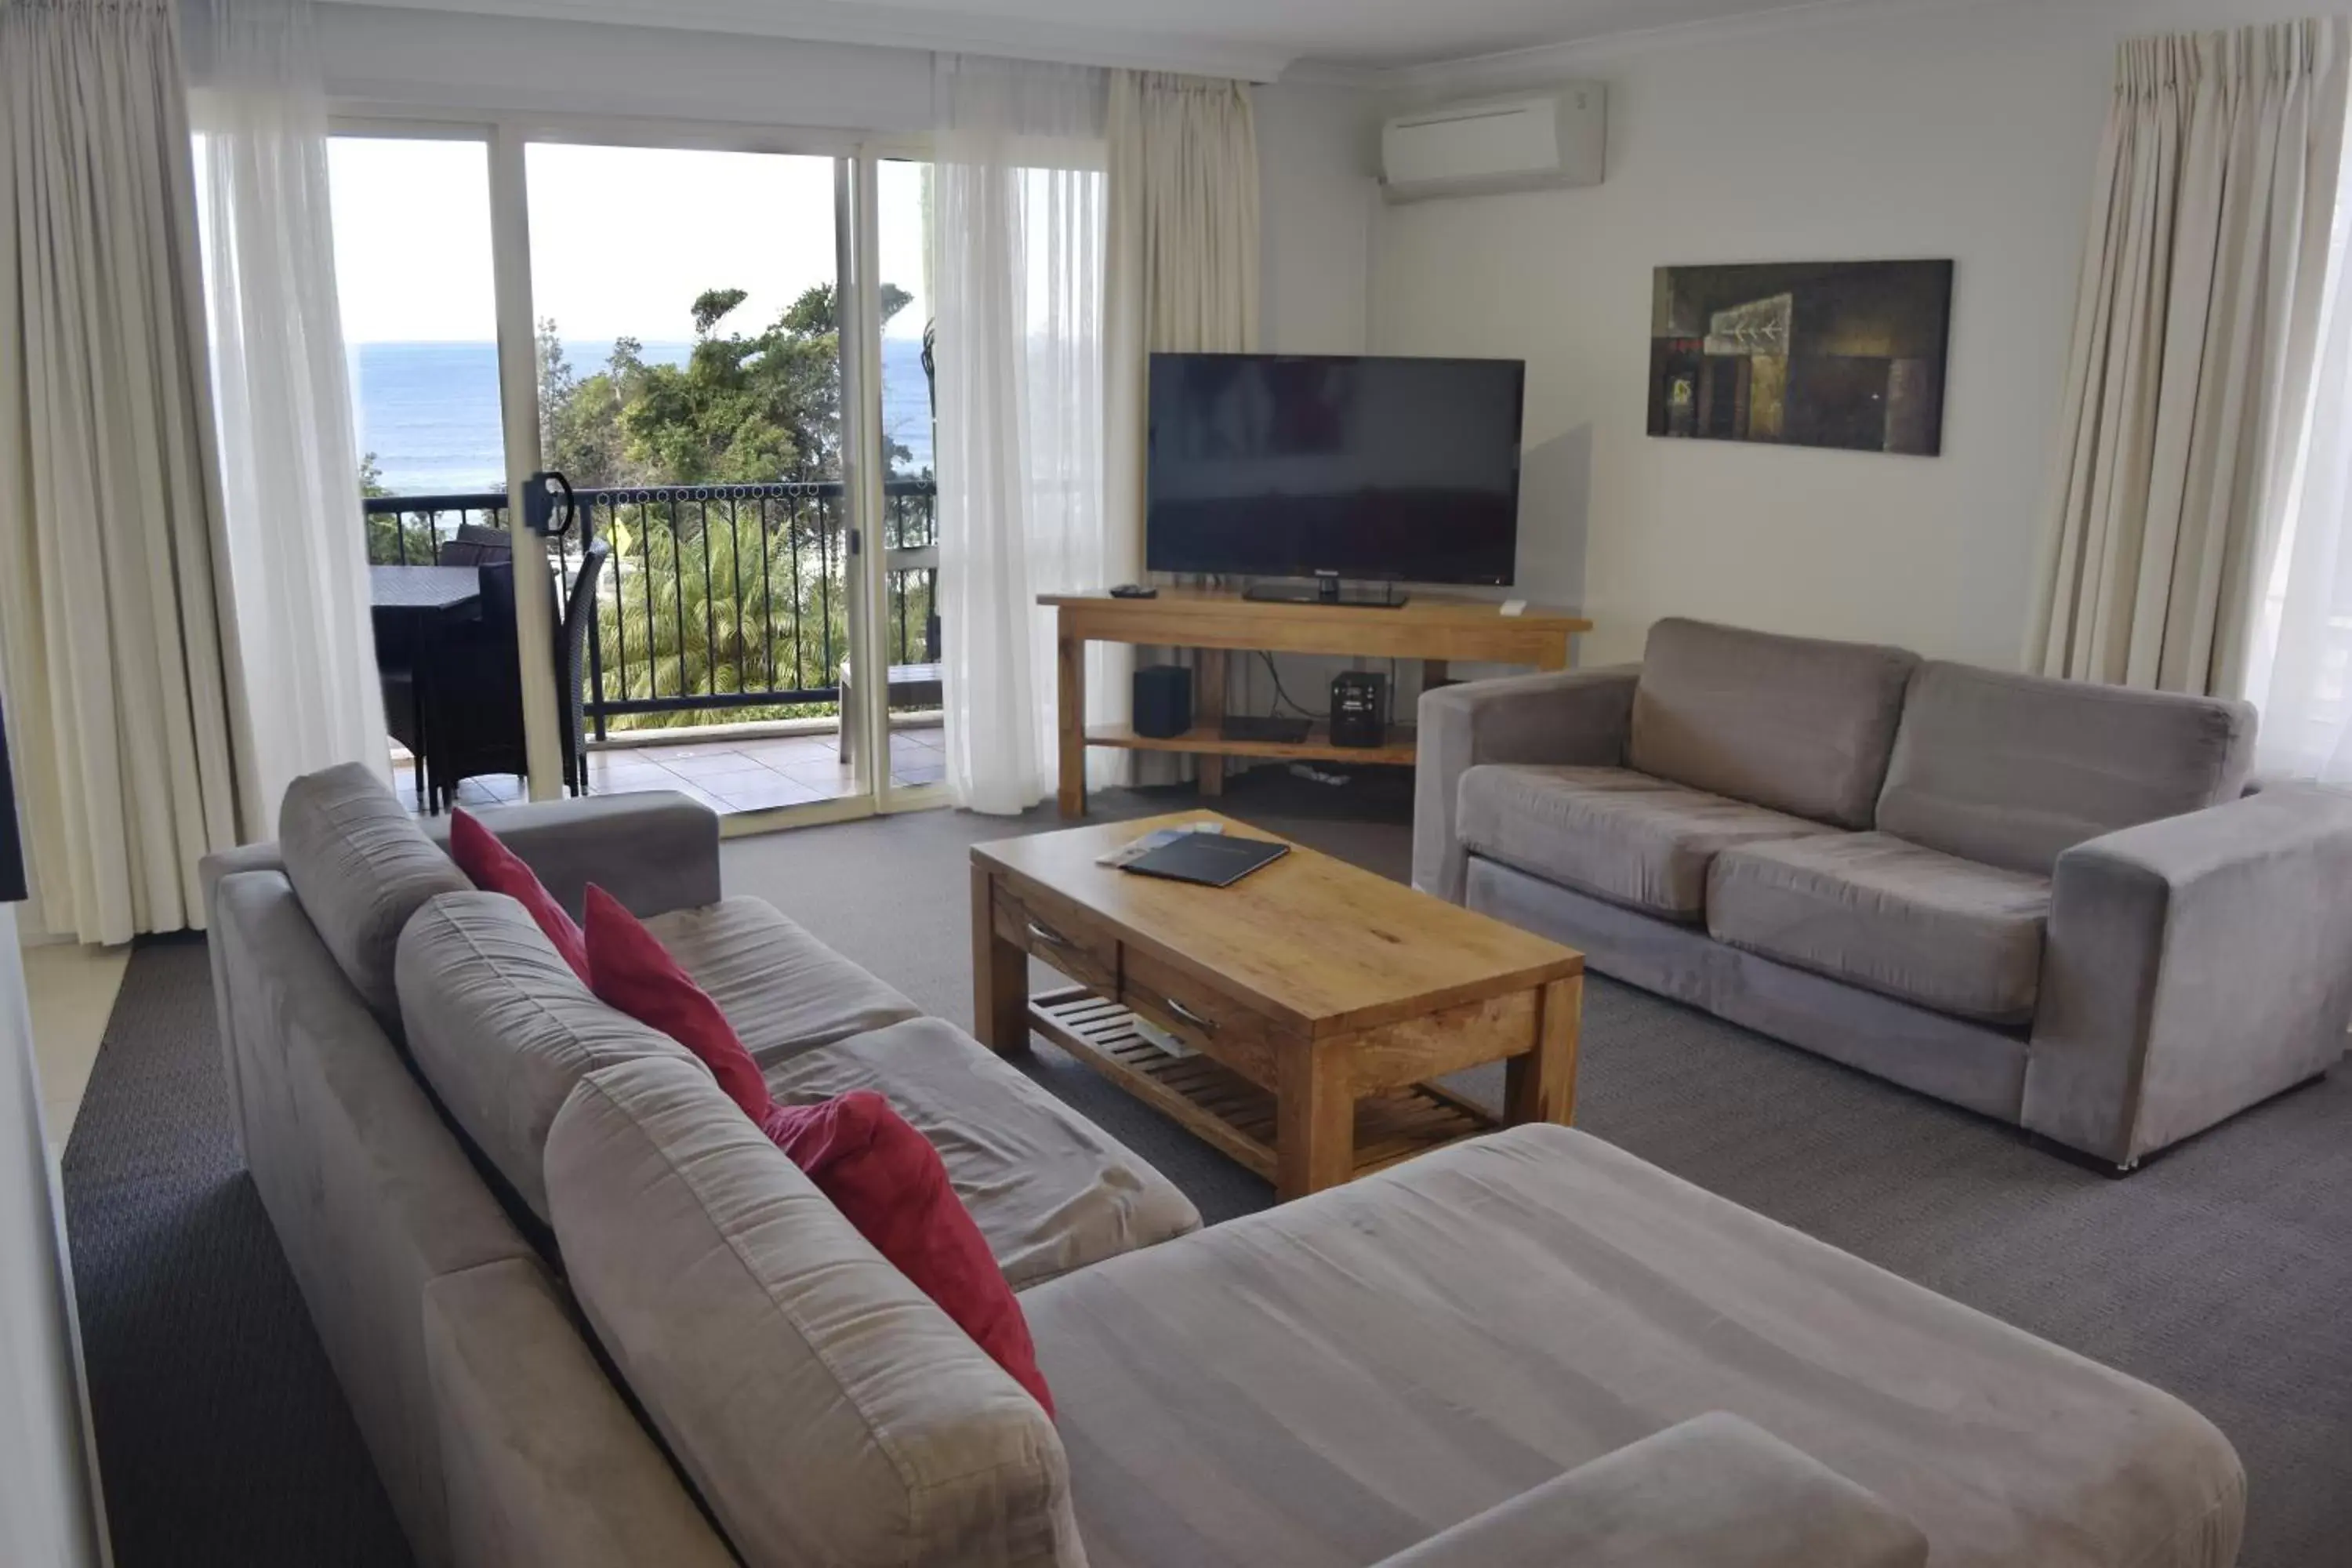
left=768, top=1018, right=1202, bottom=1290
left=642, top=897, right=923, bottom=1066
left=585, top=885, right=773, bottom=1122
left=1876, top=662, right=2258, bottom=875
left=279, top=761, right=470, bottom=1026
left=1455, top=764, right=1835, bottom=922
left=766, top=1091, right=1054, bottom=1414
left=397, top=891, right=692, bottom=1223
left=1629, top=619, right=1919, bottom=829
left=448, top=808, right=590, bottom=981
left=1019, top=1125, right=2242, bottom=1568
left=1706, top=833, right=2052, bottom=1024
left=546, top=1054, right=1084, bottom=1568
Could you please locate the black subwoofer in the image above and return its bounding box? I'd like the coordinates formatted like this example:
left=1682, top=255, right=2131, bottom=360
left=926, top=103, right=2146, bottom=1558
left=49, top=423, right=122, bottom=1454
left=1329, top=670, right=1389, bottom=749
left=1133, top=664, right=1193, bottom=739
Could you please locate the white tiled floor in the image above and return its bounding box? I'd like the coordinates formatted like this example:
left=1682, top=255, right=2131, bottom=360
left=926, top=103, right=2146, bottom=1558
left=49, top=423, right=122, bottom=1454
left=395, top=719, right=947, bottom=816
left=20, top=939, right=131, bottom=1153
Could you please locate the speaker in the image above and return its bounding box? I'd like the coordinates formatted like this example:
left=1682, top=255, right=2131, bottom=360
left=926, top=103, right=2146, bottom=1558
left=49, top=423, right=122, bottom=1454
left=1133, top=665, right=1193, bottom=739
left=1330, top=671, right=1389, bottom=749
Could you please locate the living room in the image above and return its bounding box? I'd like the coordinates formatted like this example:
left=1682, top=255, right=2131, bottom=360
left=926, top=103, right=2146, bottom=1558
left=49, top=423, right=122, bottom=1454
left=5, top=1, right=2350, bottom=1566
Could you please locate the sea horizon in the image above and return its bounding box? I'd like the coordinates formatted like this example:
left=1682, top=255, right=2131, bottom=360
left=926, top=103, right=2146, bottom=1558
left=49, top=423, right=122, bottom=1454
left=350, top=336, right=934, bottom=495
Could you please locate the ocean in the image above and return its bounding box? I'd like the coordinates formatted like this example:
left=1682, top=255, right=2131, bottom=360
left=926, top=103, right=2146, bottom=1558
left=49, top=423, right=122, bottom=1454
left=351, top=336, right=935, bottom=495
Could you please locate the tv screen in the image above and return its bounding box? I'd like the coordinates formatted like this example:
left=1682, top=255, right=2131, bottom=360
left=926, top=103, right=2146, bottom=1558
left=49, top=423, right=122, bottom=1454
left=1146, top=353, right=1524, bottom=585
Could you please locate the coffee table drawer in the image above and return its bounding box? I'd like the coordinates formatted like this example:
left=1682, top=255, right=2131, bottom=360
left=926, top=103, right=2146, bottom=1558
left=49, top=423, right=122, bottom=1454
left=1120, top=948, right=1284, bottom=1091
left=993, top=880, right=1120, bottom=996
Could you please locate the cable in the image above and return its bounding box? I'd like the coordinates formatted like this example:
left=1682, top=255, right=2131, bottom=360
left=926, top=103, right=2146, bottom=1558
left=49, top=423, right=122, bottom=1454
left=1258, top=651, right=1328, bottom=720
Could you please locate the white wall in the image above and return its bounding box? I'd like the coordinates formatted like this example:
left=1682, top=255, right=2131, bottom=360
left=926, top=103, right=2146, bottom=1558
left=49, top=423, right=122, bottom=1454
left=1256, top=79, right=1379, bottom=355
left=1369, top=0, right=2328, bottom=666
left=0, top=907, right=105, bottom=1568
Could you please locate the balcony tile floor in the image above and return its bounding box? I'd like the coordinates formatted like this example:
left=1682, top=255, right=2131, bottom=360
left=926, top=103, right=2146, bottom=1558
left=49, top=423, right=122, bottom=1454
left=394, top=723, right=945, bottom=817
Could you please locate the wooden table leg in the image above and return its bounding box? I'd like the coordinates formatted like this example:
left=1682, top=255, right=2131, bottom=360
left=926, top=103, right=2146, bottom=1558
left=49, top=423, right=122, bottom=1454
left=1056, top=612, right=1086, bottom=818
left=1505, top=973, right=1582, bottom=1127
left=1196, top=647, right=1227, bottom=799
left=971, top=864, right=1030, bottom=1053
left=1276, top=1039, right=1354, bottom=1200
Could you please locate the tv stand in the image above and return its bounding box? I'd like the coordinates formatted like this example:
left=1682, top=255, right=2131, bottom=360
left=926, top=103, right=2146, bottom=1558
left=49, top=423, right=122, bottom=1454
left=1038, top=587, right=1593, bottom=817
left=1242, top=577, right=1410, bottom=609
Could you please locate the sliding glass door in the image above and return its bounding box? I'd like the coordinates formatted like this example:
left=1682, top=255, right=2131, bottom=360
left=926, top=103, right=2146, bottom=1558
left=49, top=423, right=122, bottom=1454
left=328, top=124, right=938, bottom=826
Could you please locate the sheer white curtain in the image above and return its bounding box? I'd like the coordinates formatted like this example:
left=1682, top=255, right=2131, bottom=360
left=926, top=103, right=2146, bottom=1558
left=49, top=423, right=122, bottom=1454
left=0, top=0, right=245, bottom=942
left=2247, top=126, right=2352, bottom=784
left=932, top=56, right=1116, bottom=814
left=185, top=0, right=390, bottom=812
left=2031, top=21, right=2348, bottom=695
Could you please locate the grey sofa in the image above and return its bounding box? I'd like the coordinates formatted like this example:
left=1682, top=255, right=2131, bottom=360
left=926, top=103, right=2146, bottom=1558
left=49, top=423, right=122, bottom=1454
left=202, top=763, right=2247, bottom=1568
left=1415, top=616, right=2352, bottom=1168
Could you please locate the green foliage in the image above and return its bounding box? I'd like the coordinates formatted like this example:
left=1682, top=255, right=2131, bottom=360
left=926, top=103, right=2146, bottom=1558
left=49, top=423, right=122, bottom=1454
left=537, top=281, right=916, bottom=490
left=361, top=451, right=443, bottom=563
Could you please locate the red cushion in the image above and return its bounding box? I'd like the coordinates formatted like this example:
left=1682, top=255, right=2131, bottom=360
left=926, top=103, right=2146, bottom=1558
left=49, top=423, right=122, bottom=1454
left=582, top=884, right=772, bottom=1122
left=763, top=1091, right=1053, bottom=1416
left=448, top=808, right=590, bottom=982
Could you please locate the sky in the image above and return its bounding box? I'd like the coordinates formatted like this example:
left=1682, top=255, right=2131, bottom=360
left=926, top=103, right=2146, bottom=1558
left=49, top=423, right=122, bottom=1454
left=326, top=137, right=931, bottom=347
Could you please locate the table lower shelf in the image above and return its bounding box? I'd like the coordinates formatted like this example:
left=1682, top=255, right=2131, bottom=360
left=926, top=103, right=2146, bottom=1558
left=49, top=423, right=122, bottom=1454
left=1084, top=721, right=1417, bottom=766
left=1028, top=985, right=1499, bottom=1185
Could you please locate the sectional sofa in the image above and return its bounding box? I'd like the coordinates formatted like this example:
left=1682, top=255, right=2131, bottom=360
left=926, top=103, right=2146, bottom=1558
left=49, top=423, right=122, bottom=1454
left=202, top=764, right=2247, bottom=1567
left=1416, top=617, right=2352, bottom=1169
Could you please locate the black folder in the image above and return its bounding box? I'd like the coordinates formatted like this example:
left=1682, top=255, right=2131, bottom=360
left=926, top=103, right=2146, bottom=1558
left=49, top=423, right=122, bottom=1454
left=1120, top=832, right=1290, bottom=888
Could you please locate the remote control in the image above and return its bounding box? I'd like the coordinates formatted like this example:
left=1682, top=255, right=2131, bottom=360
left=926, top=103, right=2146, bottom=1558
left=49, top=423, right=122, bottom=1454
left=1108, top=583, right=1159, bottom=599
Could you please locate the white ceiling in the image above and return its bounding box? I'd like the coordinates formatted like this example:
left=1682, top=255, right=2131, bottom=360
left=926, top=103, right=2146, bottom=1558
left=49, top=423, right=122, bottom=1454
left=803, top=0, right=1841, bottom=69
left=345, top=0, right=1897, bottom=79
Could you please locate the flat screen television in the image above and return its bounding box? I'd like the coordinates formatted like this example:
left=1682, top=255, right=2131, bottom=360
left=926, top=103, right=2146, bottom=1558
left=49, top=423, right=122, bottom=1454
left=1146, top=352, right=1525, bottom=586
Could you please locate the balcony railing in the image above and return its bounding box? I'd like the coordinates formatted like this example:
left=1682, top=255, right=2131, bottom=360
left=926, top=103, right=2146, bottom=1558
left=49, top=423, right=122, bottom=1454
left=365, top=479, right=938, bottom=738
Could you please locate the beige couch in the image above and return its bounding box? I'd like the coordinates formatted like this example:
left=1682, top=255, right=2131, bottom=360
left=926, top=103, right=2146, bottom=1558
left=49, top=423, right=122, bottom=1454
left=1415, top=617, right=2352, bottom=1169
left=202, top=764, right=2248, bottom=1568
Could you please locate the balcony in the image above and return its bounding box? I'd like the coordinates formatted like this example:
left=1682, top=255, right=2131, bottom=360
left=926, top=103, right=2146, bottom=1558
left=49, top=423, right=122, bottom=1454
left=367, top=477, right=943, bottom=808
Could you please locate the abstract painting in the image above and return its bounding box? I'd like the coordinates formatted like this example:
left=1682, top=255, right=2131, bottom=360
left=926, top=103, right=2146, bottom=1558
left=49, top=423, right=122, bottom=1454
left=1648, top=260, right=1953, bottom=456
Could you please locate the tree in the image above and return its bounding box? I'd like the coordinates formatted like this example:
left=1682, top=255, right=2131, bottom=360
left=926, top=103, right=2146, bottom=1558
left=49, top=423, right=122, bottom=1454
left=525, top=282, right=928, bottom=728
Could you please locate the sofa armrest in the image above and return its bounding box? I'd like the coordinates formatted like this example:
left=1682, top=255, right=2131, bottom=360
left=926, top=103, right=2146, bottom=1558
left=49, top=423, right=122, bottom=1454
left=2025, top=786, right=2352, bottom=1166
left=1370, top=1414, right=1926, bottom=1568
left=422, top=791, right=722, bottom=920
left=1414, top=666, right=1639, bottom=902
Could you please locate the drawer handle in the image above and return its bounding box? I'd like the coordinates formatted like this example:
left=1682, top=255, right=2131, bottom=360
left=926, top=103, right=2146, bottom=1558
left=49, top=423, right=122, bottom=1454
left=1162, top=996, right=1218, bottom=1035
left=1026, top=920, right=1069, bottom=949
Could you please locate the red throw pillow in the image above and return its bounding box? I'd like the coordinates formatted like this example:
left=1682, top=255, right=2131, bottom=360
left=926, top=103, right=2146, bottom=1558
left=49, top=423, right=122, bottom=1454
left=582, top=884, right=772, bottom=1122
left=448, top=808, right=590, bottom=982
left=764, top=1091, right=1053, bottom=1416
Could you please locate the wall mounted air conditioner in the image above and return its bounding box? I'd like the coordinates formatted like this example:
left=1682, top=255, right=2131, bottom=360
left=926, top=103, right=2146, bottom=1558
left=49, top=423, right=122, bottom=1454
left=1379, top=85, right=1606, bottom=203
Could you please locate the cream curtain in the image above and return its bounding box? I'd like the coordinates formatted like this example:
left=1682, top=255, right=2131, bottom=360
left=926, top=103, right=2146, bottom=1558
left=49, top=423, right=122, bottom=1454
left=186, top=0, right=391, bottom=814
left=931, top=56, right=1116, bottom=815
left=1103, top=71, right=1260, bottom=782
left=2031, top=20, right=2349, bottom=695
left=0, top=0, right=244, bottom=942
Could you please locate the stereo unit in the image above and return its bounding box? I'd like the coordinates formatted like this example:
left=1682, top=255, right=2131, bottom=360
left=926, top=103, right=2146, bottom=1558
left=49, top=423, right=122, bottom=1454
left=1133, top=664, right=1192, bottom=739
left=1329, top=671, right=1389, bottom=749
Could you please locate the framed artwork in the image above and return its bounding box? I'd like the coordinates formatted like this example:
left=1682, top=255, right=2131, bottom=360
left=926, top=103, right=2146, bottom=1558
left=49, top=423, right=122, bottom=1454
left=1649, top=260, right=1953, bottom=456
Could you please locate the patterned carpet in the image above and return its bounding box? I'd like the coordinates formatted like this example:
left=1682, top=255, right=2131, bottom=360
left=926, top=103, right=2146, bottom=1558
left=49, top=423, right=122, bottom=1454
left=60, top=770, right=2352, bottom=1568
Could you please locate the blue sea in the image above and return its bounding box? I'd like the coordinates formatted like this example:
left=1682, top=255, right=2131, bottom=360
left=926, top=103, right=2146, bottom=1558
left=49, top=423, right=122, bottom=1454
left=350, top=337, right=935, bottom=494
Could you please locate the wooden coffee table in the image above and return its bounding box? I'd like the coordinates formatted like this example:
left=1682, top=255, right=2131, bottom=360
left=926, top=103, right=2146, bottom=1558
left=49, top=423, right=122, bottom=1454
left=971, top=811, right=1584, bottom=1200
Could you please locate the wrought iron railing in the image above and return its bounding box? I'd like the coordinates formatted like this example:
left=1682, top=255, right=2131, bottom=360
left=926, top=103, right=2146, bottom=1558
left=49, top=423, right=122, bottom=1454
left=363, top=479, right=938, bottom=736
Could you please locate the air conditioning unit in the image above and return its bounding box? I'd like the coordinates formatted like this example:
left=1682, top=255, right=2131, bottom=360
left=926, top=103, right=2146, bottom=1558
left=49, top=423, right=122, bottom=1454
left=1380, top=85, right=1606, bottom=203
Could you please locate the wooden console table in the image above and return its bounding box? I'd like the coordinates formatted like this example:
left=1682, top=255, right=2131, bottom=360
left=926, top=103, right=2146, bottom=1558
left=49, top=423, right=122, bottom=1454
left=1040, top=587, right=1592, bottom=818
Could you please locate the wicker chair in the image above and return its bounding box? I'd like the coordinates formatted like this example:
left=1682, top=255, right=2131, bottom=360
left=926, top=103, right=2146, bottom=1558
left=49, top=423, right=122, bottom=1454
left=437, top=521, right=513, bottom=568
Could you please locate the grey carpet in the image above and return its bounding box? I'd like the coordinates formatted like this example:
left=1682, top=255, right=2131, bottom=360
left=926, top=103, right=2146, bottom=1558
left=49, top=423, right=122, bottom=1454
left=58, top=766, right=2352, bottom=1568
left=60, top=934, right=412, bottom=1568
